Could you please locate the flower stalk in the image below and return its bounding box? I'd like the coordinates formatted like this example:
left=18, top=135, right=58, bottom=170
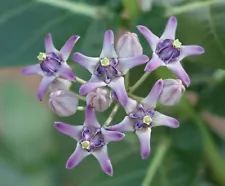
left=104, top=104, right=120, bottom=127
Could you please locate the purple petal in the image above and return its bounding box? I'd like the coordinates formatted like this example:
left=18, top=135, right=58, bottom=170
left=100, top=30, right=117, bottom=58
left=54, top=122, right=83, bottom=141
left=142, top=79, right=163, bottom=110
left=160, top=16, right=177, bottom=40
left=136, top=25, right=159, bottom=51
left=179, top=45, right=205, bottom=61
left=37, top=76, right=55, bottom=101
left=66, top=144, right=89, bottom=169
left=21, top=64, right=42, bottom=75
left=60, top=35, right=80, bottom=61
left=136, top=128, right=151, bottom=159
left=58, top=63, right=76, bottom=81
left=123, top=98, right=138, bottom=114
left=45, top=33, right=57, bottom=53
left=118, top=55, right=149, bottom=74
left=152, top=111, right=179, bottom=128
left=101, top=128, right=125, bottom=143
left=73, top=52, right=99, bottom=74
left=84, top=105, right=101, bottom=128
left=79, top=75, right=106, bottom=95
left=144, top=53, right=164, bottom=72
left=108, top=77, right=128, bottom=106
left=92, top=146, right=113, bottom=176
left=167, top=62, right=190, bottom=86
left=106, top=116, right=134, bottom=132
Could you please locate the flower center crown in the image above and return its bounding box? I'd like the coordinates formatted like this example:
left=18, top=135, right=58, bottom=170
left=81, top=140, right=90, bottom=149
left=173, top=39, right=182, bottom=49
left=37, top=52, right=47, bottom=61
left=143, top=115, right=152, bottom=125
left=100, top=57, right=110, bottom=66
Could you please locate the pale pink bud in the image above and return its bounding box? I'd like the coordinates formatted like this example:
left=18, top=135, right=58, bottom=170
left=86, top=88, right=112, bottom=112
left=49, top=90, right=78, bottom=116
left=49, top=78, right=72, bottom=92
left=159, top=79, right=185, bottom=106
left=116, top=32, right=143, bottom=58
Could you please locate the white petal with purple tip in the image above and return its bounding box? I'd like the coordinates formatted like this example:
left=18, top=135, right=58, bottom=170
left=144, top=52, right=165, bottom=72
left=66, top=144, right=89, bottom=169
left=100, top=30, right=117, bottom=58
left=92, top=146, right=113, bottom=176
left=167, top=62, right=190, bottom=86
left=137, top=25, right=160, bottom=51
left=106, top=116, right=134, bottom=132
left=118, top=55, right=149, bottom=74
left=142, top=79, right=163, bottom=110
left=123, top=98, right=138, bottom=114
left=58, top=63, right=76, bottom=81
left=101, top=128, right=125, bottom=143
left=54, top=122, right=83, bottom=141
left=73, top=52, right=99, bottom=74
left=136, top=128, right=151, bottom=159
left=79, top=75, right=106, bottom=95
left=179, top=45, right=205, bottom=61
left=108, top=77, right=128, bottom=106
left=152, top=111, right=179, bottom=128
left=84, top=105, right=101, bottom=128
left=45, top=33, right=58, bottom=53
left=60, top=35, right=80, bottom=61
left=37, top=76, right=55, bottom=101
left=21, top=64, right=43, bottom=76
left=160, top=16, right=177, bottom=40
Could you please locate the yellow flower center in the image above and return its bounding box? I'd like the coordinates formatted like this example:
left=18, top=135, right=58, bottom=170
left=100, top=57, right=110, bottom=66
left=37, top=52, right=47, bottom=61
left=81, top=140, right=90, bottom=149
left=173, top=39, right=182, bottom=49
left=143, top=115, right=152, bottom=125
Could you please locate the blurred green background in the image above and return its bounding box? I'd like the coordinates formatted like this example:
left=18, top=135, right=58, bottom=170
left=0, top=0, right=225, bottom=185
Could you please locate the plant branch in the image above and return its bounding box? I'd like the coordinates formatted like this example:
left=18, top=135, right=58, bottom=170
left=103, top=104, right=120, bottom=127
left=129, top=72, right=150, bottom=93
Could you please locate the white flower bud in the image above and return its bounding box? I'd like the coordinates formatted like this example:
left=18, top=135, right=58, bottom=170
left=86, top=88, right=112, bottom=112
left=49, top=90, right=78, bottom=116
left=159, top=79, right=185, bottom=106
left=49, top=78, right=72, bottom=92
left=116, top=32, right=143, bottom=58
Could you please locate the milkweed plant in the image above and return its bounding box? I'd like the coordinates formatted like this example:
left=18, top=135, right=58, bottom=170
left=21, top=16, right=204, bottom=176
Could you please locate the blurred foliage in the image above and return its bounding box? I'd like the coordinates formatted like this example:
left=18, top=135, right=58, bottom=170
left=0, top=0, right=225, bottom=186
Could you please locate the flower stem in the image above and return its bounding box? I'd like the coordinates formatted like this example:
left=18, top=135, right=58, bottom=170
left=180, top=98, right=225, bottom=185
left=141, top=139, right=170, bottom=186
left=103, top=104, right=120, bottom=127
left=77, top=106, right=85, bottom=111
left=129, top=72, right=150, bottom=93
left=76, top=77, right=86, bottom=84
left=74, top=92, right=86, bottom=101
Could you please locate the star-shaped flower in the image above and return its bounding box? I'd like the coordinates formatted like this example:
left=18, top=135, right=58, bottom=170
left=54, top=105, right=125, bottom=176
left=137, top=16, right=205, bottom=86
left=21, top=34, right=79, bottom=100
left=107, top=79, right=179, bottom=159
left=73, top=30, right=149, bottom=106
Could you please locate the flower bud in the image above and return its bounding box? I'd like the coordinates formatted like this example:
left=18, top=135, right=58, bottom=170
left=159, top=79, right=185, bottom=106
left=49, top=90, right=78, bottom=116
left=49, top=78, right=72, bottom=92
left=138, top=0, right=153, bottom=12
left=116, top=32, right=143, bottom=58
left=86, top=88, right=112, bottom=112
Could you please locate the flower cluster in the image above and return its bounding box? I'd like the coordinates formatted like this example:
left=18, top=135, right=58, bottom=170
left=21, top=16, right=204, bottom=176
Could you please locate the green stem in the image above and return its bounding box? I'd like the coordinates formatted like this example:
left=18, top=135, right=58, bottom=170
left=103, top=104, right=120, bottom=127
left=180, top=98, right=225, bottom=185
left=76, top=77, right=86, bottom=84
left=141, top=139, right=170, bottom=186
left=129, top=72, right=150, bottom=93
left=74, top=92, right=86, bottom=101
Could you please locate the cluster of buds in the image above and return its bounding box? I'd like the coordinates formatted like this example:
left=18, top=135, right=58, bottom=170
left=21, top=16, right=204, bottom=176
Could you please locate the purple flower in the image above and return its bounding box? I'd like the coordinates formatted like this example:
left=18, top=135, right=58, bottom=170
left=21, top=34, right=79, bottom=101
left=54, top=105, right=125, bottom=176
left=73, top=30, right=149, bottom=106
left=137, top=16, right=204, bottom=86
left=106, top=79, right=179, bottom=159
